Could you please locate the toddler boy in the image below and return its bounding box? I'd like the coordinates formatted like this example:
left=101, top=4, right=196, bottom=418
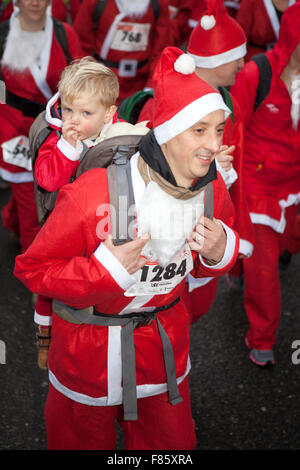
left=33, top=57, right=119, bottom=369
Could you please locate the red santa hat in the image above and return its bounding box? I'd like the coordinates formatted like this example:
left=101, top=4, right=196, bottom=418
left=152, top=46, right=230, bottom=145
left=187, top=0, right=246, bottom=68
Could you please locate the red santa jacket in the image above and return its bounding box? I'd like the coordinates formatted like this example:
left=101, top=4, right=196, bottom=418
left=168, top=0, right=191, bottom=46
left=14, top=152, right=239, bottom=405
left=34, top=92, right=119, bottom=192
left=236, top=0, right=298, bottom=62
left=230, top=7, right=300, bottom=233
left=0, top=14, right=83, bottom=180
left=72, top=0, right=173, bottom=103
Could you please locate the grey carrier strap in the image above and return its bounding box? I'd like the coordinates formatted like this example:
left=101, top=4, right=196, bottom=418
left=52, top=297, right=182, bottom=421
left=106, top=146, right=136, bottom=245
left=204, top=182, right=214, bottom=221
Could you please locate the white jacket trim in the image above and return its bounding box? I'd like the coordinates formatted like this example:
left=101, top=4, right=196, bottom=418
left=93, top=242, right=137, bottom=291
left=48, top=356, right=191, bottom=406
left=199, top=220, right=238, bottom=270
left=0, top=168, right=34, bottom=183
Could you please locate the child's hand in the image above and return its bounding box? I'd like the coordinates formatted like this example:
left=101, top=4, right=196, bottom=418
left=215, top=145, right=235, bottom=171
left=61, top=120, right=80, bottom=148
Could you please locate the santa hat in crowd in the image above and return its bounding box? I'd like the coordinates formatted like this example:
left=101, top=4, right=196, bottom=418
left=187, top=0, right=246, bottom=68
left=152, top=46, right=230, bottom=145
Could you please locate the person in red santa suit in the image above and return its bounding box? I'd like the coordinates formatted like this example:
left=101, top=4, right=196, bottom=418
left=230, top=2, right=300, bottom=366
left=141, top=0, right=254, bottom=322
left=236, top=0, right=298, bottom=62
left=0, top=0, right=83, bottom=365
left=72, top=0, right=173, bottom=104
left=0, top=0, right=83, bottom=252
left=14, top=46, right=240, bottom=450
left=0, top=0, right=81, bottom=23
left=167, top=0, right=191, bottom=47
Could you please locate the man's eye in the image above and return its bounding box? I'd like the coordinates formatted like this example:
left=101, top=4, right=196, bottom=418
left=217, top=127, right=225, bottom=134
left=195, top=128, right=204, bottom=134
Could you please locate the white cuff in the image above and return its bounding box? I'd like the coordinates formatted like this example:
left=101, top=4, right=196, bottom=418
left=34, top=311, right=52, bottom=326
left=199, top=221, right=237, bottom=270
left=239, top=238, right=254, bottom=257
left=93, top=242, right=137, bottom=291
left=57, top=136, right=83, bottom=161
left=215, top=161, right=238, bottom=190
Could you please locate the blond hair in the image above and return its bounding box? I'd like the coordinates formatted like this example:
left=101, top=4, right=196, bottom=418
left=58, top=57, right=119, bottom=107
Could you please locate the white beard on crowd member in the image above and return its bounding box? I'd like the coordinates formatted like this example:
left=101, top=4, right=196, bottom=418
left=2, top=16, right=49, bottom=72
left=290, top=73, right=300, bottom=131
left=136, top=181, right=205, bottom=267
left=116, top=0, right=150, bottom=18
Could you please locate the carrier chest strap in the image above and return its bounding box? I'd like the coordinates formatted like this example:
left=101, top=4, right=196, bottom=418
left=52, top=297, right=182, bottom=421
left=204, top=181, right=214, bottom=221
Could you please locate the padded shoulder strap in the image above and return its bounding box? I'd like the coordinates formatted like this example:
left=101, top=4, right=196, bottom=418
left=52, top=17, right=72, bottom=64
left=117, top=90, right=154, bottom=124
left=150, top=0, right=160, bottom=20
left=204, top=182, right=214, bottom=221
left=219, top=86, right=234, bottom=124
left=93, top=0, right=109, bottom=33
left=251, top=53, right=272, bottom=111
left=107, top=146, right=135, bottom=245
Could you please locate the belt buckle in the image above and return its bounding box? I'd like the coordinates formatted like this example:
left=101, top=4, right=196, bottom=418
left=135, top=312, right=154, bottom=329
left=118, top=59, right=138, bottom=77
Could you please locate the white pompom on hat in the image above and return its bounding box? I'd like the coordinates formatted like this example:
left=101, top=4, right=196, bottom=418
left=200, top=14, right=216, bottom=30
left=152, top=47, right=230, bottom=145
left=187, top=0, right=247, bottom=68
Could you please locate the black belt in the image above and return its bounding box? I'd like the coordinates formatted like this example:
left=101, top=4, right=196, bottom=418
left=52, top=297, right=182, bottom=421
left=6, top=89, right=46, bottom=118
left=97, top=56, right=148, bottom=70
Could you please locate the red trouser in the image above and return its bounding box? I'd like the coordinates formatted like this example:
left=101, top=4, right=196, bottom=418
left=1, top=182, right=40, bottom=252
left=243, top=205, right=300, bottom=350
left=182, top=279, right=218, bottom=324
left=44, top=378, right=196, bottom=450
left=284, top=213, right=300, bottom=254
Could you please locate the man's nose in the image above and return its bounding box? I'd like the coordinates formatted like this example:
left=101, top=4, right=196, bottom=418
left=207, top=132, right=220, bottom=154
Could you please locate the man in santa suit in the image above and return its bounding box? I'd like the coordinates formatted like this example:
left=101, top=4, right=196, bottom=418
left=179, top=0, right=255, bottom=322
left=236, top=0, right=298, bottom=62
left=72, top=0, right=173, bottom=104
left=230, top=2, right=300, bottom=366
left=14, top=46, right=239, bottom=450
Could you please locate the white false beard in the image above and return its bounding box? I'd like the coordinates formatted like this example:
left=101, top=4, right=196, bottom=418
left=136, top=181, right=205, bottom=267
left=2, top=16, right=49, bottom=72
left=290, top=74, right=300, bottom=130
left=116, top=0, right=150, bottom=18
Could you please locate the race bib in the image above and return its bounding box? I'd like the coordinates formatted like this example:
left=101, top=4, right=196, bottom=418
left=125, top=244, right=193, bottom=297
left=2, top=136, right=32, bottom=171
left=111, top=22, right=151, bottom=52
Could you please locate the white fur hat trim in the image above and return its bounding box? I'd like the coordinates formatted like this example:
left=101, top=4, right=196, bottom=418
left=200, top=15, right=216, bottom=30
left=174, top=53, right=195, bottom=75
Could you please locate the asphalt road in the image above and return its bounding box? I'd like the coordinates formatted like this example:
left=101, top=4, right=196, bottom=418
left=0, top=185, right=299, bottom=451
